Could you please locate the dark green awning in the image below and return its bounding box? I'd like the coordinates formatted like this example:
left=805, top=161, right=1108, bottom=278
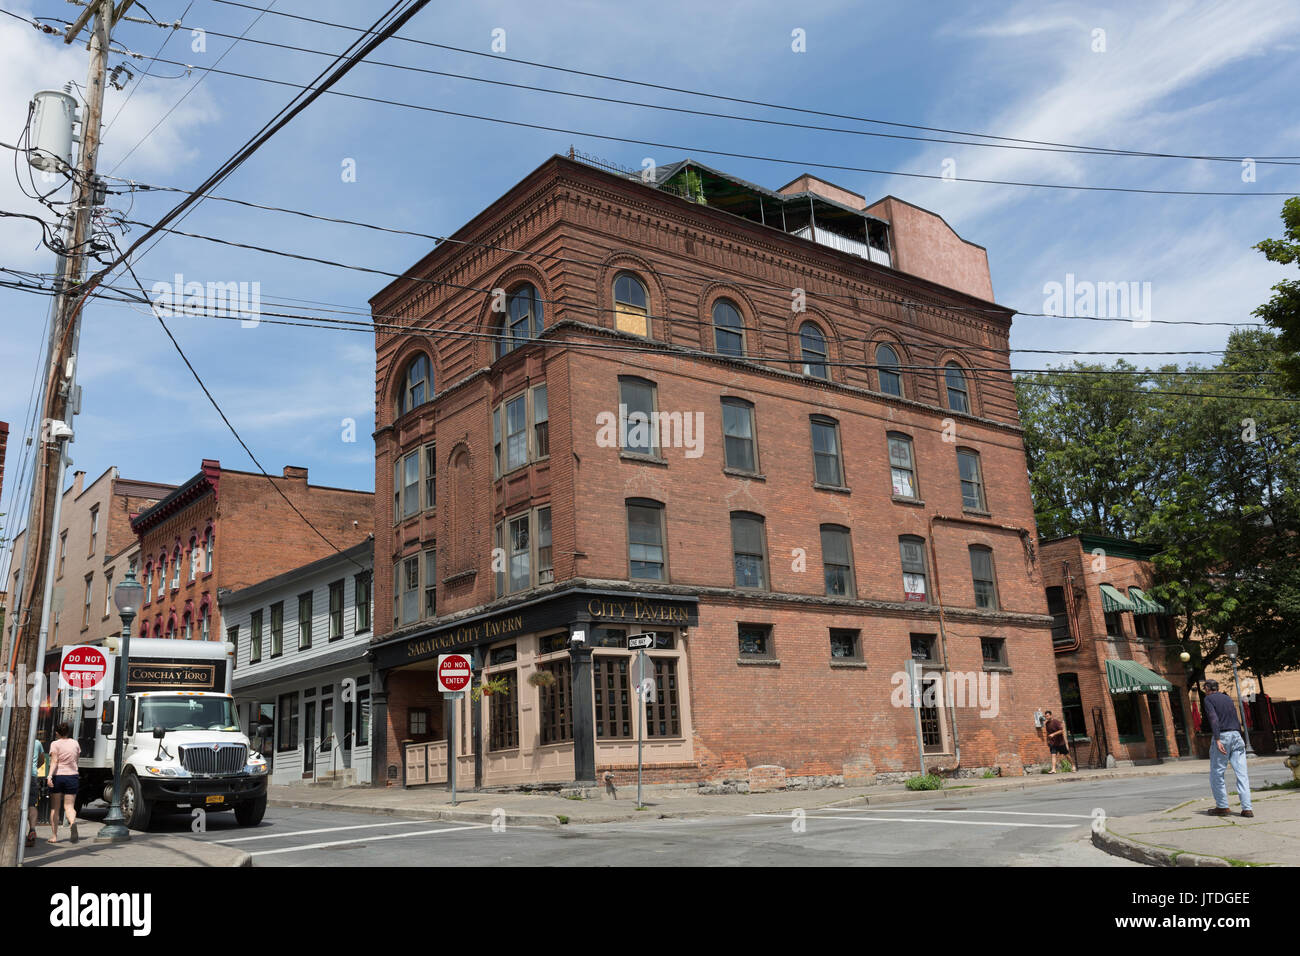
left=1099, top=583, right=1136, bottom=613
left=1127, top=587, right=1166, bottom=615
left=1105, top=658, right=1172, bottom=694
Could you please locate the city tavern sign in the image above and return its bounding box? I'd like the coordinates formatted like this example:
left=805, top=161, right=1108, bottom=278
left=378, top=589, right=698, bottom=669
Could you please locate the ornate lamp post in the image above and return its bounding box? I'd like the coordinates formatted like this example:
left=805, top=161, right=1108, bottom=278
left=1223, top=638, right=1255, bottom=755
left=95, top=567, right=144, bottom=842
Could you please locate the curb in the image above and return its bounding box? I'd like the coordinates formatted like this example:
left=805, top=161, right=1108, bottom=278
left=1090, top=827, right=1231, bottom=868
left=267, top=797, right=564, bottom=828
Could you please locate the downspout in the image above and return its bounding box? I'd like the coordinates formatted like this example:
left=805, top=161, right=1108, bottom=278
left=926, top=513, right=1040, bottom=775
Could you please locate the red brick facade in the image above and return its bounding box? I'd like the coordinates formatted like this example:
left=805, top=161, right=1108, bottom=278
left=131, top=461, right=371, bottom=646
left=1040, top=534, right=1195, bottom=764
left=370, top=155, right=1064, bottom=789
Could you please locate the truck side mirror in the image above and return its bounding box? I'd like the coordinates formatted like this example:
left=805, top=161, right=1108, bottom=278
left=153, top=725, right=166, bottom=740
left=100, top=700, right=115, bottom=737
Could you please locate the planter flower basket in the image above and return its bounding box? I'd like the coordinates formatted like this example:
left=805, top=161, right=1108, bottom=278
left=528, top=670, right=557, bottom=688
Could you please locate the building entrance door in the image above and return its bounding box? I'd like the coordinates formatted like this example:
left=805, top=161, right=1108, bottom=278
left=1146, top=693, right=1169, bottom=759
left=303, top=699, right=316, bottom=777
left=1169, top=694, right=1189, bottom=755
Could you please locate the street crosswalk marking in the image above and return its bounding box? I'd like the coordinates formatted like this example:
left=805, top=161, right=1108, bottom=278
left=248, top=823, right=490, bottom=856
left=816, top=807, right=1096, bottom=819
left=213, top=819, right=434, bottom=844
left=747, top=813, right=1079, bottom=829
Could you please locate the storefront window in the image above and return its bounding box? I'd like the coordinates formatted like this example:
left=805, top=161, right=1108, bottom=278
left=488, top=672, right=518, bottom=751
left=538, top=659, right=573, bottom=745
left=277, top=692, right=298, bottom=752
left=644, top=658, right=681, bottom=737
left=1113, top=693, right=1144, bottom=741
left=594, top=656, right=632, bottom=738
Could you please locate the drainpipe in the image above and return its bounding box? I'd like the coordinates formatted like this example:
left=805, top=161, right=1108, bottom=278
left=926, top=513, right=1039, bottom=775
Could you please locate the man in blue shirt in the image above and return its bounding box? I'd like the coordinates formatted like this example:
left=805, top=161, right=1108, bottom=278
left=1203, top=679, right=1252, bottom=817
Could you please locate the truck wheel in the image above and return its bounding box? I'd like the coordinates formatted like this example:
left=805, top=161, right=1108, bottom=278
left=234, top=796, right=266, bottom=827
left=121, top=773, right=153, bottom=831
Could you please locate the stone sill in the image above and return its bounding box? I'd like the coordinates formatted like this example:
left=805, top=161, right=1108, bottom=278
left=813, top=483, right=851, bottom=495
left=620, top=453, right=668, bottom=467
left=723, top=468, right=765, bottom=481
left=737, top=657, right=780, bottom=667
left=829, top=660, right=869, bottom=669
left=891, top=495, right=925, bottom=507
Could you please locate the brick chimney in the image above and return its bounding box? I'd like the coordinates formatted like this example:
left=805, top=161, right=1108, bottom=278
left=282, top=465, right=308, bottom=481
left=72, top=470, right=85, bottom=495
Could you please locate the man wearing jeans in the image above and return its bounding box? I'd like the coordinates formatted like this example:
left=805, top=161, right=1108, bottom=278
left=1204, top=679, right=1253, bottom=818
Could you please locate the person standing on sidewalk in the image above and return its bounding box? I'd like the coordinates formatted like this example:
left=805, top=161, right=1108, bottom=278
left=1044, top=709, right=1070, bottom=773
left=46, top=722, right=82, bottom=843
left=1204, top=679, right=1253, bottom=818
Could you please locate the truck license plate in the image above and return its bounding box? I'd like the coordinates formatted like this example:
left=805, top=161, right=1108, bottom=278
left=205, top=795, right=224, bottom=804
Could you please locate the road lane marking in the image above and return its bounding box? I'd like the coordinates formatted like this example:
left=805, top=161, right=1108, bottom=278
left=249, top=823, right=489, bottom=856
left=748, top=813, right=1078, bottom=828
left=817, top=807, right=1095, bottom=819
left=213, top=819, right=434, bottom=844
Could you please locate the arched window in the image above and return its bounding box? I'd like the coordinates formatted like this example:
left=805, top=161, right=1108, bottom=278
left=171, top=545, right=181, bottom=588
left=876, top=344, right=902, bottom=396
left=157, top=554, right=167, bottom=599
left=189, top=536, right=199, bottom=581
left=204, top=528, right=214, bottom=573
left=613, top=272, right=650, bottom=337
left=712, top=299, right=744, bottom=357
left=166, top=617, right=176, bottom=640
left=183, top=611, right=193, bottom=641
left=799, top=322, right=829, bottom=380
left=144, top=562, right=153, bottom=602
left=495, top=283, right=544, bottom=358
left=396, top=353, right=432, bottom=416
left=945, top=362, right=970, bottom=413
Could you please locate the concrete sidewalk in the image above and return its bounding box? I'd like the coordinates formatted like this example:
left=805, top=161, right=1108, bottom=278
left=1094, top=785, right=1300, bottom=867
left=269, top=757, right=1231, bottom=827
left=21, top=818, right=249, bottom=868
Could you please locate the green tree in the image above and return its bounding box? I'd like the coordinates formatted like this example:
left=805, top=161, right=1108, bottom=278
left=1254, top=196, right=1300, bottom=392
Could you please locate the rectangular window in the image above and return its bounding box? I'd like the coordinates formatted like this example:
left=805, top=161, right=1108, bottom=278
left=738, top=623, right=773, bottom=657
left=981, top=637, right=1007, bottom=667
left=900, top=538, right=928, bottom=602
left=492, top=407, right=502, bottom=478
left=494, top=523, right=505, bottom=598
left=408, top=708, right=430, bottom=736
left=503, top=394, right=527, bottom=472
left=355, top=572, right=371, bottom=633
left=423, top=549, right=437, bottom=619
left=298, top=592, right=313, bottom=649
left=88, top=506, right=99, bottom=555
left=1114, top=693, right=1143, bottom=741
left=1105, top=611, right=1125, bottom=639
left=627, top=501, right=666, bottom=581
left=593, top=656, right=632, bottom=738
left=830, top=628, right=860, bottom=660
left=59, top=532, right=67, bottom=577
left=329, top=580, right=344, bottom=639
left=536, top=508, right=553, bottom=584
left=250, top=609, right=263, bottom=663
left=270, top=601, right=284, bottom=656
left=721, top=399, right=756, bottom=473
left=910, top=634, right=938, bottom=663
left=83, top=575, right=93, bottom=627
left=619, top=378, right=657, bottom=456
left=403, top=452, right=420, bottom=518
left=811, top=417, right=843, bottom=486
left=1058, top=673, right=1086, bottom=738
left=821, top=525, right=854, bottom=597
left=970, top=548, right=997, bottom=610
left=644, top=658, right=681, bottom=737
left=357, top=676, right=371, bottom=745
left=1046, top=586, right=1072, bottom=648
left=538, top=659, right=573, bottom=744
left=488, top=671, right=518, bottom=751
left=731, top=513, right=767, bottom=589
left=958, top=450, right=986, bottom=511
left=533, top=385, right=549, bottom=459
left=424, top=444, right=436, bottom=510
left=277, top=692, right=299, bottom=752
left=397, top=556, right=419, bottom=626
left=888, top=434, right=917, bottom=498
left=103, top=571, right=113, bottom=618
left=508, top=514, right=530, bottom=593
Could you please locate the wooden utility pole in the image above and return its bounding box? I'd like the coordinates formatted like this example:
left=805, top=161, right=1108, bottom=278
left=0, top=0, right=124, bottom=868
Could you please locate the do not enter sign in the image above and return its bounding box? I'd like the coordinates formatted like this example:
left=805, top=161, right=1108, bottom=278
left=438, top=653, right=472, bottom=694
left=60, top=645, right=109, bottom=691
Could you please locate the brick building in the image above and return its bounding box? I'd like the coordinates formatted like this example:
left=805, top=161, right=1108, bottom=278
left=368, top=154, right=1063, bottom=791
left=129, top=461, right=371, bottom=649
left=1040, top=534, right=1195, bottom=765
left=5, top=466, right=174, bottom=662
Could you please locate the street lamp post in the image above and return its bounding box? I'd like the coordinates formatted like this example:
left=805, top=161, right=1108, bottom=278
left=1223, top=638, right=1255, bottom=756
left=96, top=567, right=144, bottom=843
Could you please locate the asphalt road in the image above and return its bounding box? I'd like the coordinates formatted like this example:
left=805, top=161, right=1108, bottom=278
left=76, top=763, right=1293, bottom=866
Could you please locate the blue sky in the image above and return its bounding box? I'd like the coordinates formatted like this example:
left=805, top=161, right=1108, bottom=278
left=1, top=0, right=1297, bottom=560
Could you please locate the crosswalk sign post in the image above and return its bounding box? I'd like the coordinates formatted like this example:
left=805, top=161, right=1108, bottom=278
left=629, top=634, right=655, bottom=808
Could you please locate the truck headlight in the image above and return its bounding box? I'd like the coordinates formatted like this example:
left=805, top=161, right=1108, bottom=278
left=244, top=763, right=267, bottom=775
left=146, top=765, right=190, bottom=778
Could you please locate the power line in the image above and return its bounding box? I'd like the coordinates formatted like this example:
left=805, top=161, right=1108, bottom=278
left=80, top=13, right=1300, bottom=168
left=98, top=46, right=1300, bottom=199
left=99, top=0, right=195, bottom=138
left=198, top=0, right=1300, bottom=164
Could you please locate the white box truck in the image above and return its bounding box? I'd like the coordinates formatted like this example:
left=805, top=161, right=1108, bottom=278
left=63, top=638, right=268, bottom=830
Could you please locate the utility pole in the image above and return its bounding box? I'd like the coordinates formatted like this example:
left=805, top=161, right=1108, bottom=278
left=0, top=0, right=124, bottom=868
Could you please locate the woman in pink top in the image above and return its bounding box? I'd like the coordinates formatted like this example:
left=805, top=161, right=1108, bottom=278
left=46, top=722, right=81, bottom=843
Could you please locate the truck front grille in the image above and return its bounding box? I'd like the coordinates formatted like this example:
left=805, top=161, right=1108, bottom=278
left=179, top=743, right=248, bottom=775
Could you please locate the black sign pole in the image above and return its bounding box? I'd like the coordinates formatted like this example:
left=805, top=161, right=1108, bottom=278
left=637, top=648, right=645, bottom=809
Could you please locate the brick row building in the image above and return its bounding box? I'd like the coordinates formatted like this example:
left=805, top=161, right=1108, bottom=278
left=367, top=154, right=1064, bottom=791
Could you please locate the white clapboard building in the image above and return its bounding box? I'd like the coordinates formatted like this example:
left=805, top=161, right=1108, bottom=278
left=223, top=539, right=374, bottom=787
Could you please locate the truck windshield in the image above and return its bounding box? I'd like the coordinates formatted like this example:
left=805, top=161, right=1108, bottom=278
left=137, top=696, right=239, bottom=733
